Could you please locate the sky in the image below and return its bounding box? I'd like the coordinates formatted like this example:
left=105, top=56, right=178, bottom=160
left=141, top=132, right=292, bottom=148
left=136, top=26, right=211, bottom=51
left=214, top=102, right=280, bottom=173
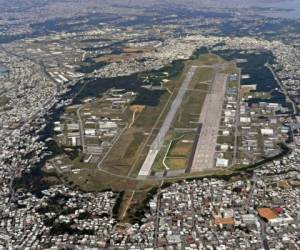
left=117, top=0, right=300, bottom=18
left=1, top=0, right=299, bottom=19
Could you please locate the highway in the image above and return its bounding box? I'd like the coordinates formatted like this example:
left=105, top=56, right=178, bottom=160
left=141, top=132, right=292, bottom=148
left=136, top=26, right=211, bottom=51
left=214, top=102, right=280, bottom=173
left=191, top=73, right=228, bottom=172
left=138, top=66, right=198, bottom=177
left=76, top=104, right=87, bottom=154
left=233, top=68, right=241, bottom=164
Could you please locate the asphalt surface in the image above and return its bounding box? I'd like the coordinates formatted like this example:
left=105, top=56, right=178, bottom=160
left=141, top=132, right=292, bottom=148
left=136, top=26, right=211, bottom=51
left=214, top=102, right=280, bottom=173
left=233, top=68, right=241, bottom=164
left=138, top=66, right=198, bottom=177
left=76, top=104, right=86, bottom=154
left=191, top=73, right=228, bottom=172
left=186, top=124, right=202, bottom=173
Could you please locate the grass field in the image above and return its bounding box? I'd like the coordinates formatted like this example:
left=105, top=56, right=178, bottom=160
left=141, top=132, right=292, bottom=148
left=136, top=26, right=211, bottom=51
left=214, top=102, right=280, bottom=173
left=217, top=135, right=235, bottom=145
left=85, top=137, right=99, bottom=145
left=173, top=91, right=206, bottom=128
left=190, top=67, right=214, bottom=90
left=194, top=83, right=210, bottom=91
left=152, top=131, right=195, bottom=172
left=0, top=96, right=9, bottom=107
left=165, top=158, right=188, bottom=170
left=65, top=168, right=159, bottom=192
left=169, top=141, right=193, bottom=157
left=123, top=131, right=145, bottom=159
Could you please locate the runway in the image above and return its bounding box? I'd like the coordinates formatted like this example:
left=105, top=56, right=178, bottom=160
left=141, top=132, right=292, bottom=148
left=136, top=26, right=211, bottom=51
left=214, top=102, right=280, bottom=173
left=138, top=66, right=198, bottom=177
left=191, top=73, right=228, bottom=172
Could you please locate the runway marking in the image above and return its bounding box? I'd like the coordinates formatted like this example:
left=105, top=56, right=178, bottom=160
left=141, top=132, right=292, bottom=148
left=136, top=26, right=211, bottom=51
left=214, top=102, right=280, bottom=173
left=191, top=73, right=228, bottom=172
left=138, top=66, right=198, bottom=177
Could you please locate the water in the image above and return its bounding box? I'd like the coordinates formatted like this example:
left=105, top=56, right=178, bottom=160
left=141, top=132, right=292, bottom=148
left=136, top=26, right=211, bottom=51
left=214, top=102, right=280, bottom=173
left=255, top=0, right=300, bottom=19
left=215, top=50, right=290, bottom=108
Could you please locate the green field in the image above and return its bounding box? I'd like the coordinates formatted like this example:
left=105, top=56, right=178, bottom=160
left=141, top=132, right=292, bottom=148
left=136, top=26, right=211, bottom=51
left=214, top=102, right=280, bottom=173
left=190, top=67, right=214, bottom=89
left=0, top=96, right=9, bottom=107
left=173, top=91, right=206, bottom=129
left=152, top=131, right=196, bottom=172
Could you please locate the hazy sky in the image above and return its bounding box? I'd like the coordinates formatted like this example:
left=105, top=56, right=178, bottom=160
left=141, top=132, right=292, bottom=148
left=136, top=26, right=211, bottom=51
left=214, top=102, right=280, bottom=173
left=119, top=0, right=300, bottom=18
left=1, top=0, right=299, bottom=19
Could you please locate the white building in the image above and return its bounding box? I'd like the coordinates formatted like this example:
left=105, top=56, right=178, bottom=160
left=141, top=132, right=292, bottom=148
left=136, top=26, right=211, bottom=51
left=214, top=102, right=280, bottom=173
left=216, top=158, right=229, bottom=167
left=261, top=128, right=274, bottom=136
left=85, top=129, right=96, bottom=136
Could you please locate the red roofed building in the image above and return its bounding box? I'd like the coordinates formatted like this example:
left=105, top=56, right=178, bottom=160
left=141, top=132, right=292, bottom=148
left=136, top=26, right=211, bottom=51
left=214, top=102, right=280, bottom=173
left=273, top=207, right=284, bottom=214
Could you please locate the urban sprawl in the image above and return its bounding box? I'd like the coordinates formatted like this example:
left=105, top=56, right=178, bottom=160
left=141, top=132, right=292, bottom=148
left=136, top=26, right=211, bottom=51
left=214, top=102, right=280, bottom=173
left=0, top=2, right=300, bottom=249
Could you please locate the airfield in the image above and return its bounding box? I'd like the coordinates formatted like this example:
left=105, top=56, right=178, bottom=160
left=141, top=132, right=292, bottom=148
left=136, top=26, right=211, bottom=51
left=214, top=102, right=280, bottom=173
left=49, top=53, right=243, bottom=221
left=45, top=48, right=292, bottom=222
left=136, top=59, right=237, bottom=179
left=191, top=72, right=228, bottom=172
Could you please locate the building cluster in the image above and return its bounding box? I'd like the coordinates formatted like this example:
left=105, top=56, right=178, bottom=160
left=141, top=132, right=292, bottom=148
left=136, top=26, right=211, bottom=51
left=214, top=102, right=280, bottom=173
left=0, top=52, right=56, bottom=127
left=239, top=98, right=290, bottom=164
left=0, top=185, right=116, bottom=249
left=0, top=12, right=299, bottom=248
left=0, top=43, right=81, bottom=238
left=52, top=89, right=134, bottom=169
left=215, top=73, right=239, bottom=168
left=214, top=70, right=290, bottom=169
left=1, top=134, right=300, bottom=249
left=108, top=133, right=300, bottom=249
left=94, top=37, right=208, bottom=78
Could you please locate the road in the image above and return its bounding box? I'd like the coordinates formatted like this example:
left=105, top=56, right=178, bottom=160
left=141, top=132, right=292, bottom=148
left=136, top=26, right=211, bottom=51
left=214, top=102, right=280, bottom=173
left=191, top=73, right=228, bottom=171
left=265, top=63, right=297, bottom=115
left=76, top=104, right=87, bottom=154
left=153, top=180, right=164, bottom=248
left=259, top=218, right=270, bottom=250
left=245, top=173, right=270, bottom=250
left=120, top=191, right=135, bottom=220
left=138, top=66, right=198, bottom=177
left=233, top=68, right=241, bottom=164
left=243, top=173, right=257, bottom=211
